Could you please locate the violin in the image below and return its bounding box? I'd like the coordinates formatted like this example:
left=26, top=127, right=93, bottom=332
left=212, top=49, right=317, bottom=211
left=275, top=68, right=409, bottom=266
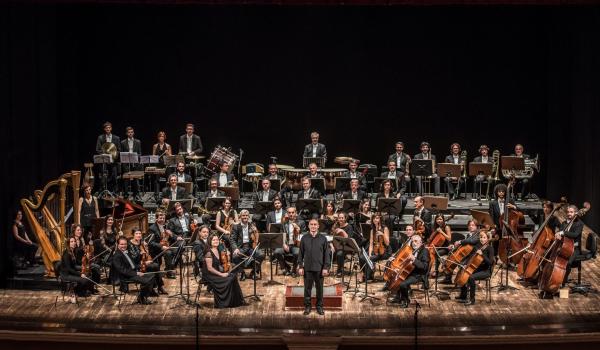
left=219, top=237, right=231, bottom=273
left=81, top=243, right=93, bottom=276
left=373, top=226, right=386, bottom=256
left=250, top=223, right=259, bottom=249
left=139, top=242, right=153, bottom=273
left=454, top=241, right=489, bottom=287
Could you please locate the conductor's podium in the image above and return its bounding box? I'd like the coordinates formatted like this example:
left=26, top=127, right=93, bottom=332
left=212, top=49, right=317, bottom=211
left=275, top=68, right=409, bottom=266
left=284, top=284, right=343, bottom=310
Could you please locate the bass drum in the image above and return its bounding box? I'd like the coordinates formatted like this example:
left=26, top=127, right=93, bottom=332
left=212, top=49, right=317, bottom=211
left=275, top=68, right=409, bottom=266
left=206, top=146, right=237, bottom=175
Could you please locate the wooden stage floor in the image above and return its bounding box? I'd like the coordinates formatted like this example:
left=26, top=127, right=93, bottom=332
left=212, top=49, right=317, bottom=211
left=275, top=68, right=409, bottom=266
left=1, top=257, right=600, bottom=350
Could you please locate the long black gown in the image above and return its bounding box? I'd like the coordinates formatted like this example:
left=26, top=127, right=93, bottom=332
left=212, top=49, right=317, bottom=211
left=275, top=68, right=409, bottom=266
left=202, top=250, right=245, bottom=308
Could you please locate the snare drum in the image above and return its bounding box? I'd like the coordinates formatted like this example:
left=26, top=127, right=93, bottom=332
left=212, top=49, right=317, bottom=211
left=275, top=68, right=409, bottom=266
left=322, top=168, right=347, bottom=190
left=206, top=145, right=237, bottom=175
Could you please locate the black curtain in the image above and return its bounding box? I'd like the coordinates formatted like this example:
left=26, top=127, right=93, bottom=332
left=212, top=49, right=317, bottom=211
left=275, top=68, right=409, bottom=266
left=1, top=4, right=599, bottom=284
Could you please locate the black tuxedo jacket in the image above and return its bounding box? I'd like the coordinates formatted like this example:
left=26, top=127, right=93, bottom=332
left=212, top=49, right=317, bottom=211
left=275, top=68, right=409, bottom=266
left=489, top=198, right=517, bottom=229
left=296, top=188, right=321, bottom=200
left=387, top=152, right=410, bottom=172
left=211, top=172, right=235, bottom=186
left=444, top=155, right=462, bottom=164
left=178, top=134, right=203, bottom=155
left=167, top=214, right=192, bottom=238
left=473, top=156, right=493, bottom=163
left=342, top=190, right=368, bottom=201
left=199, top=189, right=225, bottom=204
left=120, top=138, right=142, bottom=155
left=230, top=223, right=258, bottom=250
left=266, top=209, right=285, bottom=226
left=303, top=143, right=327, bottom=159
left=414, top=207, right=433, bottom=233
left=174, top=172, right=192, bottom=183
left=112, top=250, right=138, bottom=279
left=96, top=134, right=121, bottom=154
left=161, top=186, right=187, bottom=201
left=252, top=189, right=278, bottom=203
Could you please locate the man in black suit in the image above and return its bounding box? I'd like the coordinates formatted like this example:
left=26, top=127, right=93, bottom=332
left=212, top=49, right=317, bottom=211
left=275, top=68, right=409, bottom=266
left=274, top=206, right=306, bottom=276
left=473, top=145, right=493, bottom=199
left=298, top=218, right=331, bottom=315
left=556, top=205, right=584, bottom=285
left=178, top=123, right=203, bottom=156
left=112, top=237, right=155, bottom=304
left=443, top=143, right=466, bottom=200
left=231, top=210, right=265, bottom=280
left=252, top=179, right=280, bottom=227
left=266, top=198, right=285, bottom=228
left=120, top=126, right=143, bottom=196
left=172, top=161, right=192, bottom=183
left=390, top=234, right=429, bottom=308
left=488, top=183, right=517, bottom=230
left=211, top=162, right=235, bottom=187
left=161, top=174, right=187, bottom=206
left=297, top=177, right=322, bottom=221
left=95, top=121, right=121, bottom=193
left=387, top=141, right=411, bottom=176
left=303, top=131, right=327, bottom=164
left=413, top=196, right=433, bottom=235
left=413, top=142, right=440, bottom=196
left=147, top=210, right=176, bottom=273
left=198, top=178, right=225, bottom=226
left=511, top=144, right=532, bottom=200
left=441, top=218, right=481, bottom=284
left=306, top=163, right=324, bottom=179
left=342, top=179, right=368, bottom=201
left=165, top=202, right=193, bottom=278
left=381, top=161, right=407, bottom=195
left=342, top=159, right=366, bottom=191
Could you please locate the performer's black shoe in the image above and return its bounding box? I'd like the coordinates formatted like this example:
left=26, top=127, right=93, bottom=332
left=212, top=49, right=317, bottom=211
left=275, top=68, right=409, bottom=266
left=158, top=287, right=168, bottom=295
left=464, top=299, right=476, bottom=306
left=389, top=296, right=401, bottom=304
left=399, top=300, right=409, bottom=308
left=240, top=272, right=246, bottom=281
left=303, top=306, right=311, bottom=315
left=316, top=306, right=325, bottom=315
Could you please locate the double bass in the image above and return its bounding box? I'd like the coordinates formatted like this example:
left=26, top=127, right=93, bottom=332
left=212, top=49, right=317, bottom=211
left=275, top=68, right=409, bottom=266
left=497, top=176, right=528, bottom=265
left=538, top=202, right=590, bottom=294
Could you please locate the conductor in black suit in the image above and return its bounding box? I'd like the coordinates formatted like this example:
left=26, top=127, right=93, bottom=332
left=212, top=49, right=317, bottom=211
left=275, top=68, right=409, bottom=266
left=298, top=218, right=331, bottom=316
left=178, top=123, right=203, bottom=156
left=303, top=131, right=327, bottom=164
left=161, top=174, right=187, bottom=206
left=95, top=121, right=121, bottom=193
left=112, top=237, right=155, bottom=304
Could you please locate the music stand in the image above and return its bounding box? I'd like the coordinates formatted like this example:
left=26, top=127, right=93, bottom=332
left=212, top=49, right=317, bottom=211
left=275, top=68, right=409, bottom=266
left=469, top=162, right=494, bottom=201
left=296, top=198, right=323, bottom=216
left=437, top=163, right=461, bottom=179
left=205, top=197, right=226, bottom=212
left=501, top=156, right=525, bottom=173
left=332, top=237, right=361, bottom=293
left=260, top=233, right=285, bottom=286
left=373, top=177, right=397, bottom=193
left=254, top=201, right=274, bottom=215
left=179, top=182, right=193, bottom=196
left=303, top=156, right=325, bottom=168
left=218, top=186, right=240, bottom=202
left=470, top=209, right=495, bottom=229
left=335, top=177, right=352, bottom=193
left=342, top=199, right=361, bottom=214
left=377, top=198, right=402, bottom=215
left=167, top=199, right=195, bottom=215
left=268, top=223, right=282, bottom=233
left=269, top=178, right=282, bottom=192
left=411, top=159, right=434, bottom=196
left=94, top=154, right=115, bottom=198
left=308, top=178, right=325, bottom=195
left=358, top=247, right=379, bottom=302
left=423, top=196, right=448, bottom=211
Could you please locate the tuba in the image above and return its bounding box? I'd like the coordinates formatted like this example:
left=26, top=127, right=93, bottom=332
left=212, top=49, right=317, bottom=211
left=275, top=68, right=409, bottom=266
left=502, top=153, right=539, bottom=180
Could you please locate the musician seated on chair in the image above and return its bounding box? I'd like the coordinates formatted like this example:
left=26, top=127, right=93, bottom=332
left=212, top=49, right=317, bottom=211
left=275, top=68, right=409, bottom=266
left=473, top=145, right=493, bottom=200
left=390, top=234, right=429, bottom=308
left=555, top=205, right=584, bottom=287
left=266, top=197, right=285, bottom=227
left=333, top=211, right=364, bottom=277
left=112, top=237, right=155, bottom=305
left=199, top=178, right=225, bottom=225
left=387, top=141, right=411, bottom=180
left=191, top=225, right=211, bottom=276
left=274, top=206, right=306, bottom=277
left=147, top=210, right=177, bottom=276
left=443, top=143, right=465, bottom=201
left=413, top=196, right=433, bottom=235
left=211, top=162, right=235, bottom=187
left=489, top=183, right=517, bottom=235
left=307, top=162, right=324, bottom=179
left=178, top=123, right=203, bottom=156
left=297, top=177, right=322, bottom=221
left=342, top=179, right=368, bottom=201
left=342, top=159, right=366, bottom=191
left=231, top=210, right=265, bottom=281
left=95, top=121, right=121, bottom=193
left=303, top=131, right=327, bottom=164
left=511, top=143, right=532, bottom=201
left=413, top=141, right=440, bottom=196
left=173, top=161, right=192, bottom=183
left=381, top=160, right=407, bottom=196
left=441, top=219, right=481, bottom=284
left=128, top=228, right=166, bottom=296
left=61, top=237, right=94, bottom=298
left=457, top=230, right=494, bottom=306
left=361, top=213, right=392, bottom=282
left=161, top=174, right=187, bottom=206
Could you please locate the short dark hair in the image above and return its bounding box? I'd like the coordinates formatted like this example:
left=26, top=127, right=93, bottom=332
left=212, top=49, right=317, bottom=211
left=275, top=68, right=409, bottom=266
left=103, top=121, right=112, bottom=129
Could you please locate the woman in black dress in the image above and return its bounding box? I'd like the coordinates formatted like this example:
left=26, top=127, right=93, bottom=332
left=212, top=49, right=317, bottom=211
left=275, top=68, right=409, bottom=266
left=11, top=210, right=38, bottom=267
left=60, top=237, right=93, bottom=297
left=202, top=234, right=245, bottom=308
left=78, top=184, right=99, bottom=242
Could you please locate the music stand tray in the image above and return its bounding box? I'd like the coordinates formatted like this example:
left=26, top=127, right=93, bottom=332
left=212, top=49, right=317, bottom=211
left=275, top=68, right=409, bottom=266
left=334, top=177, right=352, bottom=193
left=373, top=177, right=397, bottom=193
left=140, top=155, right=160, bottom=165
left=296, top=198, right=323, bottom=214
left=93, top=154, right=113, bottom=164
left=218, top=186, right=240, bottom=201
left=205, top=197, right=226, bottom=212
left=470, top=209, right=496, bottom=229
left=376, top=198, right=401, bottom=215
left=437, top=163, right=461, bottom=178
left=120, top=152, right=139, bottom=165
left=268, top=223, right=283, bottom=233
left=254, top=201, right=275, bottom=215
left=342, top=199, right=361, bottom=214
left=469, top=162, right=493, bottom=177
left=501, top=156, right=525, bottom=172
left=423, top=196, right=448, bottom=211
left=411, top=159, right=434, bottom=177
left=309, top=178, right=326, bottom=195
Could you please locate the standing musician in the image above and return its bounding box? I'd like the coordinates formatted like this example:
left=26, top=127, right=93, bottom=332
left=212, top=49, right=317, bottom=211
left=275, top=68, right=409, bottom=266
left=456, top=230, right=494, bottom=306
left=298, top=218, right=331, bottom=316
left=511, top=144, right=531, bottom=200
left=414, top=142, right=440, bottom=196
left=215, top=197, right=239, bottom=239
left=361, top=213, right=391, bottom=282
left=342, top=159, right=366, bottom=191
left=202, top=233, right=246, bottom=308
left=307, top=162, right=323, bottom=179
left=389, top=234, right=430, bottom=308
left=443, top=143, right=465, bottom=200
left=78, top=184, right=99, bottom=241
left=555, top=204, right=584, bottom=286
left=95, top=121, right=121, bottom=192
left=152, top=131, right=172, bottom=160
left=342, top=179, right=368, bottom=201
left=266, top=198, right=285, bottom=228
left=333, top=211, right=363, bottom=277
left=489, top=183, right=517, bottom=250
left=231, top=210, right=265, bottom=281
left=112, top=237, right=155, bottom=305
left=473, top=145, right=493, bottom=200
left=178, top=123, right=203, bottom=156
left=429, top=214, right=452, bottom=277
left=441, top=219, right=480, bottom=284
left=387, top=141, right=412, bottom=178
left=120, top=126, right=142, bottom=155
left=413, top=196, right=433, bottom=236
left=147, top=210, right=177, bottom=278
left=173, top=161, right=192, bottom=183
left=61, top=237, right=94, bottom=298
left=303, top=131, right=327, bottom=164
left=11, top=210, right=38, bottom=268
left=72, top=224, right=101, bottom=287
left=381, top=161, right=407, bottom=196
left=212, top=162, right=236, bottom=187
left=128, top=228, right=167, bottom=295
left=274, top=206, right=306, bottom=276
left=161, top=174, right=187, bottom=206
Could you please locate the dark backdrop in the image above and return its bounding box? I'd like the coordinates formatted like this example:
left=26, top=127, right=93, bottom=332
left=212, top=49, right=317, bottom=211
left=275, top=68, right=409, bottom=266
left=1, top=4, right=599, bottom=284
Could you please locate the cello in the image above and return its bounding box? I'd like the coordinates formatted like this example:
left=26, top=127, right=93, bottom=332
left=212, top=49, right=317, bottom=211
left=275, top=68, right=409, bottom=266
left=497, top=176, right=528, bottom=265
left=427, top=213, right=454, bottom=274
left=454, top=238, right=490, bottom=287
left=386, top=245, right=416, bottom=293
left=538, top=202, right=590, bottom=294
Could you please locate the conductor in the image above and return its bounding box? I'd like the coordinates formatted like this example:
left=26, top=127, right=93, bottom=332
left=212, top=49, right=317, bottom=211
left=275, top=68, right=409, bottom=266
left=298, top=219, right=331, bottom=316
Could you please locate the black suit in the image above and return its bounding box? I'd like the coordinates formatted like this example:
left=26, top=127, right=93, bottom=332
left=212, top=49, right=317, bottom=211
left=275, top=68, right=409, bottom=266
left=120, top=138, right=143, bottom=193
left=413, top=153, right=440, bottom=195
left=414, top=207, right=433, bottom=238
left=120, top=138, right=142, bottom=155
left=489, top=198, right=516, bottom=229
left=303, top=143, right=327, bottom=161
left=230, top=223, right=265, bottom=274
left=161, top=186, right=187, bottom=201
left=266, top=209, right=285, bottom=226
left=274, top=219, right=306, bottom=272
left=443, top=154, right=465, bottom=199
left=167, top=214, right=192, bottom=238
left=252, top=189, right=278, bottom=203
left=111, top=249, right=154, bottom=297
left=178, top=134, right=203, bottom=155
left=95, top=133, right=121, bottom=192
left=211, top=172, right=235, bottom=187
left=396, top=246, right=430, bottom=303
left=381, top=170, right=407, bottom=195
left=342, top=171, right=366, bottom=191
left=342, top=190, right=368, bottom=201
left=560, top=218, right=585, bottom=283
left=199, top=189, right=225, bottom=203
left=298, top=232, right=331, bottom=308
left=387, top=152, right=411, bottom=173
left=96, top=134, right=121, bottom=154
left=173, top=171, right=192, bottom=183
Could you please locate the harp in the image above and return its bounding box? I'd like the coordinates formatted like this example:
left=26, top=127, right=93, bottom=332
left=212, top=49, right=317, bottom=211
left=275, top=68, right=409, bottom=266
left=20, top=171, right=81, bottom=277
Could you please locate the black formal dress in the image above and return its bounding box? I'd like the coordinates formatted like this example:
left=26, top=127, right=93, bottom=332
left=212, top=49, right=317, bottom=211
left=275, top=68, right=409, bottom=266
left=202, top=249, right=245, bottom=308
left=80, top=197, right=97, bottom=237
left=60, top=249, right=93, bottom=296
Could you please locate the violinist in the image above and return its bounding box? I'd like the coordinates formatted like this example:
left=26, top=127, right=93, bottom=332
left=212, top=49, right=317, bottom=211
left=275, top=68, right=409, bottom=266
left=73, top=224, right=101, bottom=287
left=443, top=143, right=465, bottom=201
left=128, top=228, right=167, bottom=295
left=390, top=234, right=430, bottom=308
left=274, top=206, right=306, bottom=276
left=456, top=230, right=494, bottom=306
left=441, top=219, right=481, bottom=284
left=147, top=210, right=177, bottom=278
left=112, top=237, right=155, bottom=305
left=215, top=197, right=239, bottom=238
left=361, top=213, right=391, bottom=282
left=94, top=214, right=118, bottom=268
left=202, top=233, right=246, bottom=308
left=376, top=179, right=406, bottom=229
left=356, top=199, right=372, bottom=226
left=165, top=202, right=193, bottom=277
left=231, top=210, right=265, bottom=281
left=555, top=205, right=584, bottom=286
left=429, top=214, right=452, bottom=277
left=333, top=212, right=363, bottom=277
left=413, top=196, right=432, bottom=236
left=60, top=237, right=94, bottom=298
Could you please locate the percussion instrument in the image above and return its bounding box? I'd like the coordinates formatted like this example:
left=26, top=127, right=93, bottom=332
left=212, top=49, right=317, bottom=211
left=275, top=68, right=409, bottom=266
left=244, top=172, right=263, bottom=192
left=102, top=142, right=119, bottom=161
left=322, top=168, right=346, bottom=190
left=334, top=156, right=358, bottom=165
left=186, top=155, right=205, bottom=161
left=144, top=167, right=166, bottom=175
left=206, top=145, right=238, bottom=175
left=281, top=168, right=307, bottom=190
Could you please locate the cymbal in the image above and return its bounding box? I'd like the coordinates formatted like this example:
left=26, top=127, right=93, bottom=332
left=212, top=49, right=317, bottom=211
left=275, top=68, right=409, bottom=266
left=102, top=142, right=119, bottom=161
left=186, top=155, right=205, bottom=160
left=334, top=156, right=357, bottom=165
